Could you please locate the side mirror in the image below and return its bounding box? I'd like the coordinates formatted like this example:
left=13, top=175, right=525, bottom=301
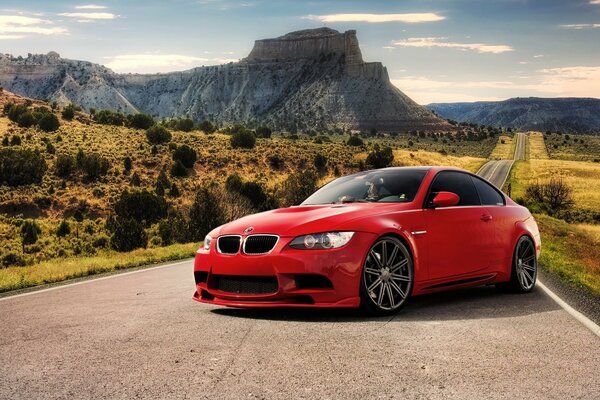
left=432, top=191, right=460, bottom=208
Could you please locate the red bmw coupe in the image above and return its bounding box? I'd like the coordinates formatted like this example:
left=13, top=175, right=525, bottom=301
left=193, top=167, right=541, bottom=315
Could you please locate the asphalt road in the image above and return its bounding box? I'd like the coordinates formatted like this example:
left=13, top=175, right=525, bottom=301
left=477, top=132, right=526, bottom=188
left=1, top=260, right=599, bottom=399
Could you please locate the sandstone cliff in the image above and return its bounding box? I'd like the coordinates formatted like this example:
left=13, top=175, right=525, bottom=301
left=0, top=28, right=449, bottom=132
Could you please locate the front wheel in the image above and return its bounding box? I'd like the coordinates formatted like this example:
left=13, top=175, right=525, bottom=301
left=360, top=236, right=414, bottom=316
left=497, top=235, right=537, bottom=293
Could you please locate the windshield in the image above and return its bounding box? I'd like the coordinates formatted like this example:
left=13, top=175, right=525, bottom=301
left=302, top=169, right=428, bottom=205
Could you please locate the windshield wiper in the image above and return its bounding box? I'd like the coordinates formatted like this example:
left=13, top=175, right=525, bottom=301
left=336, top=197, right=376, bottom=204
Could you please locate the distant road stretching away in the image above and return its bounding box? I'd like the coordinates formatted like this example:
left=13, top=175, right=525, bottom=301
left=477, top=132, right=526, bottom=188
left=0, top=131, right=598, bottom=399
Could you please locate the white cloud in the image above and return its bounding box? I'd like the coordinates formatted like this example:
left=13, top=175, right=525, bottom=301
left=305, top=13, right=445, bottom=24
left=590, top=0, right=600, bottom=4
left=533, top=54, right=544, bottom=58
left=0, top=15, right=67, bottom=37
left=75, top=4, right=107, bottom=9
left=392, top=37, right=513, bottom=53
left=560, top=23, right=600, bottom=29
left=104, top=53, right=238, bottom=73
left=537, top=66, right=600, bottom=96
left=58, top=12, right=116, bottom=20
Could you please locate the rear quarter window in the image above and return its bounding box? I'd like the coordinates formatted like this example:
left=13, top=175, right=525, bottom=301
left=471, top=176, right=505, bottom=205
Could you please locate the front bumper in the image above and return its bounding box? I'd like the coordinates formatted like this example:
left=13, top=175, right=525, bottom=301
left=192, top=232, right=377, bottom=308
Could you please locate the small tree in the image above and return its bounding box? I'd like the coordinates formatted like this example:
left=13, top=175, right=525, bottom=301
left=366, top=144, right=394, bottom=169
left=38, top=113, right=60, bottom=132
left=20, top=220, right=41, bottom=252
left=123, top=156, right=132, bottom=174
left=172, top=145, right=197, bottom=168
left=231, top=130, right=256, bottom=149
left=127, top=113, right=155, bottom=129
left=281, top=170, right=318, bottom=207
left=177, top=118, right=194, bottom=132
left=109, top=217, right=147, bottom=252
left=17, top=112, right=35, bottom=128
left=56, top=220, right=71, bottom=238
left=146, top=125, right=172, bottom=144
left=61, top=104, right=76, bottom=121
left=0, top=148, right=47, bottom=186
left=255, top=126, right=272, bottom=138
left=188, top=187, right=226, bottom=241
left=114, top=189, right=167, bottom=226
left=314, top=153, right=328, bottom=172
left=198, top=120, right=216, bottom=134
left=347, top=135, right=364, bottom=146
left=55, top=154, right=75, bottom=178
left=170, top=159, right=188, bottom=177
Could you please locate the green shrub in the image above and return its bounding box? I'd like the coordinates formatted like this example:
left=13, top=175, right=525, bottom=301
left=158, top=210, right=189, bottom=245
left=198, top=120, right=216, bottom=134
left=231, top=130, right=256, bottom=149
left=56, top=220, right=71, bottom=238
left=314, top=153, right=327, bottom=172
left=255, top=126, right=272, bottom=138
left=17, top=112, right=35, bottom=128
left=7, top=104, right=27, bottom=122
left=94, top=110, right=126, bottom=126
left=170, top=160, right=188, bottom=177
left=267, top=154, right=284, bottom=169
left=0, top=148, right=47, bottom=186
left=172, top=144, right=197, bottom=168
left=188, top=187, right=226, bottom=241
left=347, top=135, right=364, bottom=146
left=78, top=152, right=110, bottom=182
left=20, top=219, right=41, bottom=251
left=55, top=154, right=75, bottom=178
left=225, top=173, right=275, bottom=211
left=114, top=189, right=167, bottom=226
left=366, top=144, right=394, bottom=169
left=61, top=104, right=76, bottom=121
left=127, top=113, right=155, bottom=129
left=108, top=216, right=147, bottom=252
left=38, top=113, right=60, bottom=132
left=281, top=170, right=318, bottom=207
left=146, top=125, right=172, bottom=144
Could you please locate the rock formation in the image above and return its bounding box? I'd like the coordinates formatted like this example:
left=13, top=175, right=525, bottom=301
left=0, top=28, right=449, bottom=132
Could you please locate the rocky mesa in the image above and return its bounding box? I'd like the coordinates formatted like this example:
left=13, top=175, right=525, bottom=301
left=0, top=28, right=449, bottom=132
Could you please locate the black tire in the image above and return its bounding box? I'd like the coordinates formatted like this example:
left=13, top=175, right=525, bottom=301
left=360, top=236, right=414, bottom=316
left=496, top=235, right=537, bottom=293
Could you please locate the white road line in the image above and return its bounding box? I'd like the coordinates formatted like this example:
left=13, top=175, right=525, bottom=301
left=0, top=259, right=194, bottom=302
left=497, top=160, right=515, bottom=189
left=537, top=280, right=600, bottom=338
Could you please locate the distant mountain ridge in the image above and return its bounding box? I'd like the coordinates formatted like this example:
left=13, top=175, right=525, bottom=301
left=427, top=97, right=600, bottom=134
left=0, top=28, right=449, bottom=132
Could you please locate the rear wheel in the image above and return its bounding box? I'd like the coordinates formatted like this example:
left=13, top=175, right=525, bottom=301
left=360, top=236, right=413, bottom=316
left=497, top=235, right=537, bottom=293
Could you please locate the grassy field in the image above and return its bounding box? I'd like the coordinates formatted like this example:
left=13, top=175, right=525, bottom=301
left=545, top=133, right=600, bottom=162
left=510, top=158, right=600, bottom=210
left=536, top=214, right=600, bottom=296
left=0, top=242, right=198, bottom=292
left=489, top=135, right=513, bottom=160
left=528, top=132, right=549, bottom=159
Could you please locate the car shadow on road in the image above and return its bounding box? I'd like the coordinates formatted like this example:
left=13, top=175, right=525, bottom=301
left=210, top=285, right=560, bottom=323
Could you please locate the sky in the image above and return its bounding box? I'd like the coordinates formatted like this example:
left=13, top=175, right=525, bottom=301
left=0, top=0, right=599, bottom=104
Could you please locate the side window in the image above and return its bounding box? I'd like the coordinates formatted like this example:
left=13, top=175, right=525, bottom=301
left=471, top=176, right=505, bottom=206
left=427, top=171, right=481, bottom=206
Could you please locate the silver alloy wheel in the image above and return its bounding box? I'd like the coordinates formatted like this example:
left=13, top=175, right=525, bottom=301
left=515, top=237, right=537, bottom=290
left=363, top=238, right=413, bottom=311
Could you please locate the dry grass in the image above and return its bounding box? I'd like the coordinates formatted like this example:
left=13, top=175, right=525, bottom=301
left=545, top=133, right=600, bottom=162
left=0, top=242, right=198, bottom=292
left=489, top=135, right=513, bottom=160
left=574, top=223, right=600, bottom=244
left=528, top=131, right=549, bottom=159
left=510, top=159, right=600, bottom=210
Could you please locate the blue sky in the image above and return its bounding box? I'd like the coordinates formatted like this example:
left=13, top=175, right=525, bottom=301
left=1, top=0, right=599, bottom=104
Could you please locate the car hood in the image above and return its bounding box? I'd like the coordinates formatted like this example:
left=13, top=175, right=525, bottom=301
left=215, top=203, right=415, bottom=237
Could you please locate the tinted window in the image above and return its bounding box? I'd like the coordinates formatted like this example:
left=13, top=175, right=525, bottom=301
left=427, top=171, right=480, bottom=206
left=302, top=169, right=427, bottom=205
left=471, top=176, right=505, bottom=205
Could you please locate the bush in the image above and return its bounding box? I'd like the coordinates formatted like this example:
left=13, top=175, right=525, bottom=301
left=347, top=135, right=364, bottom=146
left=0, top=148, right=47, bottom=186
left=17, top=112, right=35, bottom=128
left=231, top=130, right=256, bottom=149
left=176, top=118, right=194, bottom=132
left=158, top=210, right=189, bottom=245
left=225, top=173, right=276, bottom=211
left=108, top=216, right=147, bottom=252
left=123, top=156, right=132, bottom=173
left=7, top=104, right=27, bottom=122
left=55, top=154, right=75, bottom=177
left=127, top=113, right=155, bottom=129
left=267, top=154, right=284, bottom=169
left=366, top=144, right=394, bottom=169
left=172, top=145, right=197, bottom=168
left=188, top=187, right=226, bottom=241
left=114, top=189, right=167, bottom=226
left=314, top=153, right=327, bottom=172
left=78, top=152, right=110, bottom=182
left=146, top=125, right=172, bottom=144
left=94, top=110, right=126, bottom=126
left=61, top=104, right=76, bottom=121
left=255, top=126, right=272, bottom=138
left=20, top=219, right=41, bottom=251
left=525, top=179, right=574, bottom=214
left=10, top=135, right=21, bottom=146
left=56, top=220, right=71, bottom=238
left=38, top=113, right=60, bottom=132
left=281, top=170, right=318, bottom=207
left=199, top=120, right=216, bottom=134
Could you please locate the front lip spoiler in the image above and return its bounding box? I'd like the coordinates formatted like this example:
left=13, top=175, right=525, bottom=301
left=193, top=291, right=360, bottom=308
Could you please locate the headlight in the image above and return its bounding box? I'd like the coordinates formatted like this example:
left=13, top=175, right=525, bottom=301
left=289, top=232, right=354, bottom=250
left=203, top=235, right=212, bottom=251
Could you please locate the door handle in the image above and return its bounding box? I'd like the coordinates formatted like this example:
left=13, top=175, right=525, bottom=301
left=480, top=214, right=492, bottom=222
